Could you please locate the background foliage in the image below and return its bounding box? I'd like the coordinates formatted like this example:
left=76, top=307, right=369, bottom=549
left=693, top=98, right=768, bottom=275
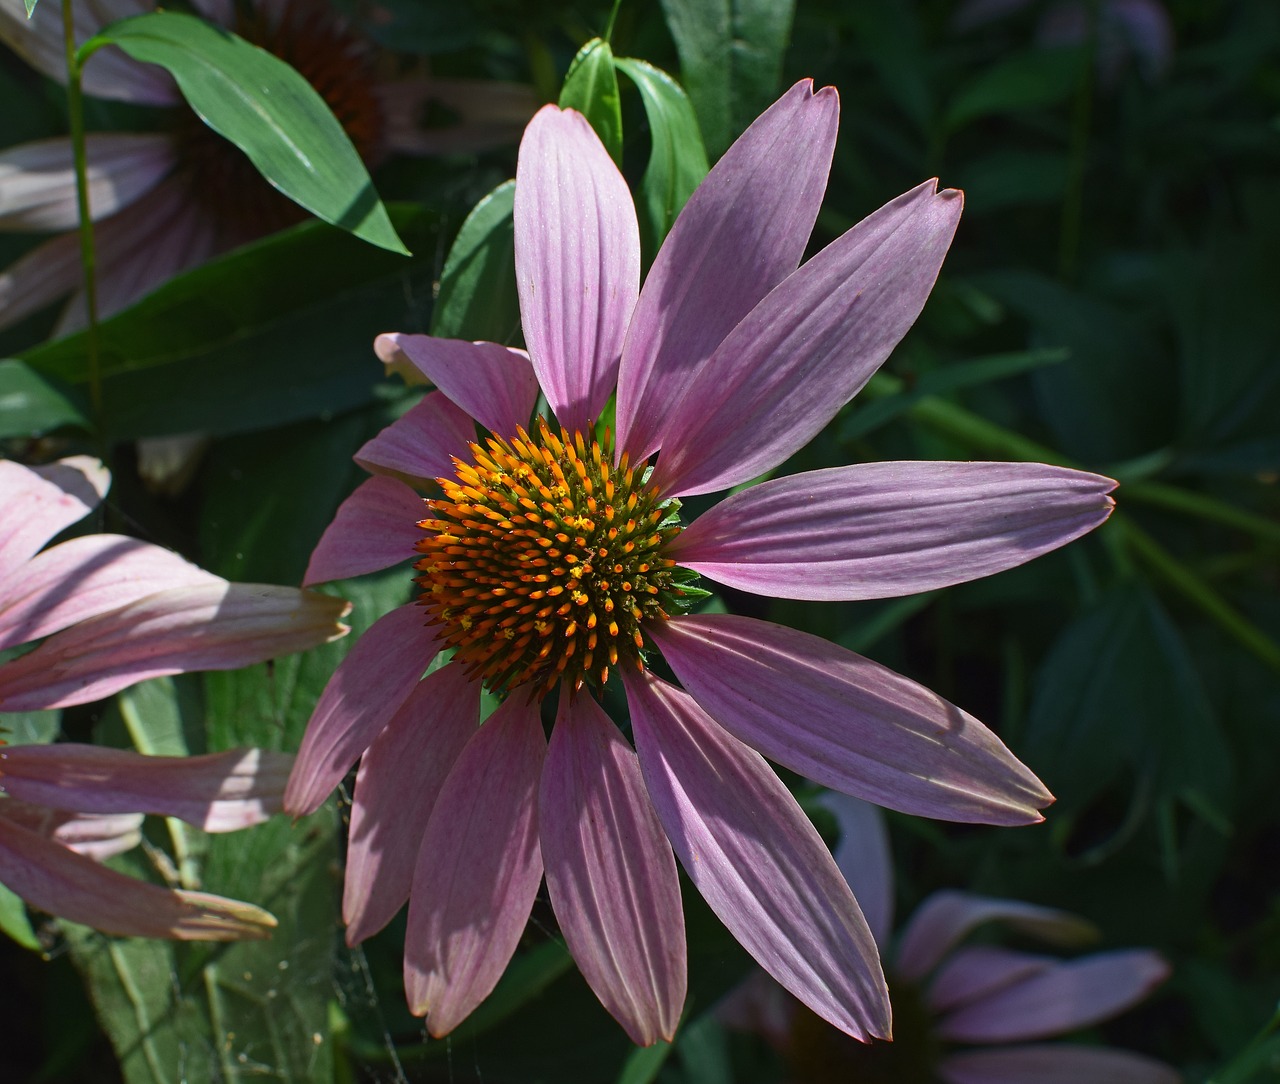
left=2, top=0, right=1278, bottom=1080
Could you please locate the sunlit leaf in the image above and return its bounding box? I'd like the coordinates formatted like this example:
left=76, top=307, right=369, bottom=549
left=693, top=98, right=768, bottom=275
left=0, top=881, right=39, bottom=950
left=0, top=358, right=89, bottom=438
left=560, top=38, right=623, bottom=165
left=431, top=181, right=519, bottom=344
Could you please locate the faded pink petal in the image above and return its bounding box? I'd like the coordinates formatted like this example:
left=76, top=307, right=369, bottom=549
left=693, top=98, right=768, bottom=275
left=0, top=582, right=350, bottom=711
left=374, top=334, right=537, bottom=438
left=936, top=949, right=1171, bottom=1043
left=928, top=945, right=1057, bottom=1014
left=939, top=1043, right=1181, bottom=1084
left=404, top=695, right=546, bottom=1036
left=0, top=226, right=88, bottom=331
left=377, top=77, right=537, bottom=155
left=0, top=133, right=175, bottom=231
left=624, top=668, right=889, bottom=1041
left=0, top=534, right=220, bottom=651
left=354, top=390, right=478, bottom=488
left=540, top=692, right=686, bottom=1045
left=0, top=799, right=143, bottom=861
left=303, top=476, right=425, bottom=587
left=616, top=79, right=838, bottom=464
left=344, top=662, right=480, bottom=944
left=0, top=457, right=109, bottom=582
left=650, top=614, right=1053, bottom=825
left=514, top=105, right=640, bottom=432
left=285, top=603, right=435, bottom=817
left=0, top=745, right=291, bottom=832
left=0, top=813, right=276, bottom=940
left=816, top=792, right=895, bottom=949
left=670, top=462, right=1117, bottom=600
left=897, top=891, right=1097, bottom=981
left=650, top=181, right=963, bottom=498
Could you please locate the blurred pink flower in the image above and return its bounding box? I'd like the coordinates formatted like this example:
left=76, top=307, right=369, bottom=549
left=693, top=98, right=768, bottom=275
left=0, top=454, right=350, bottom=938
left=0, top=0, right=536, bottom=334
left=285, top=81, right=1117, bottom=1045
left=722, top=795, right=1180, bottom=1083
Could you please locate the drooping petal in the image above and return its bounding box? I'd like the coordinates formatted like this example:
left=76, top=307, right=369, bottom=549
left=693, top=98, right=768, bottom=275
left=0, top=534, right=220, bottom=652
left=0, top=799, right=143, bottom=861
left=513, top=105, right=640, bottom=432
left=376, top=77, right=538, bottom=155
left=354, top=390, right=478, bottom=488
left=285, top=603, right=435, bottom=817
left=0, top=583, right=351, bottom=712
left=373, top=333, right=538, bottom=437
left=896, top=890, right=1097, bottom=981
left=623, top=668, right=890, bottom=1041
left=344, top=662, right=480, bottom=945
left=0, top=133, right=176, bottom=231
left=404, top=695, right=546, bottom=1037
left=816, top=792, right=895, bottom=950
left=670, top=462, right=1117, bottom=600
left=303, top=476, right=426, bottom=587
left=540, top=692, right=686, bottom=1045
left=0, top=227, right=86, bottom=332
left=616, top=79, right=838, bottom=463
left=0, top=745, right=291, bottom=832
left=927, top=945, right=1057, bottom=1014
left=0, top=456, right=109, bottom=582
left=650, top=180, right=963, bottom=498
left=938, top=1044, right=1181, bottom=1084
left=650, top=615, right=1053, bottom=825
left=936, top=950, right=1171, bottom=1043
left=0, top=814, right=276, bottom=940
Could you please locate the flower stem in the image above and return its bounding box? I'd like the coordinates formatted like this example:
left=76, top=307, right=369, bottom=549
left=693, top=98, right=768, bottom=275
left=60, top=0, right=105, bottom=451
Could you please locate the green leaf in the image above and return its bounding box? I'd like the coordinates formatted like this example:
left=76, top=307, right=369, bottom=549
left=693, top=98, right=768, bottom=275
left=19, top=206, right=438, bottom=440
left=943, top=47, right=1086, bottom=133
left=80, top=11, right=408, bottom=255
left=616, top=1039, right=674, bottom=1084
left=658, top=0, right=796, bottom=158
left=431, top=180, right=520, bottom=344
left=616, top=56, right=709, bottom=254
left=0, top=358, right=89, bottom=438
left=559, top=38, right=624, bottom=165
left=24, top=0, right=37, bottom=15
left=0, top=880, right=39, bottom=950
left=0, top=709, right=60, bottom=745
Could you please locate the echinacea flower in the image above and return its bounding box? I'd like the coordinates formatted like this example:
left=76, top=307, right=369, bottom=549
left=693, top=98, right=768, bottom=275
left=721, top=795, right=1179, bottom=1084
left=0, top=454, right=350, bottom=937
left=0, top=0, right=537, bottom=334
left=285, top=80, right=1117, bottom=1045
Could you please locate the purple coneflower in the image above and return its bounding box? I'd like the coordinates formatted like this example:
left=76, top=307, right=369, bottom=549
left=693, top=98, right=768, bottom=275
left=285, top=80, right=1117, bottom=1045
left=0, top=454, right=350, bottom=937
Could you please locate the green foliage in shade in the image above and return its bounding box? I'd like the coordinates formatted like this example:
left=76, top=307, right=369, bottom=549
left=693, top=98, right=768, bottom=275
left=79, top=12, right=408, bottom=256
left=657, top=0, right=795, bottom=159
left=943, top=46, right=1086, bottom=133
left=616, top=56, right=709, bottom=256
left=16, top=206, right=438, bottom=440
left=0, top=359, right=89, bottom=437
left=431, top=180, right=521, bottom=344
left=560, top=38, right=624, bottom=165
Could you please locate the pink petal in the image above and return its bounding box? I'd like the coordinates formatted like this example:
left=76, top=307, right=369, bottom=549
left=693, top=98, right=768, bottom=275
left=0, top=133, right=175, bottom=231
left=939, top=1044, right=1181, bottom=1084
left=513, top=105, right=640, bottom=432
left=0, top=456, right=109, bottom=581
left=650, top=181, right=963, bottom=498
left=0, top=814, right=276, bottom=940
left=540, top=692, right=686, bottom=1045
left=344, top=661, right=480, bottom=944
left=404, top=695, right=546, bottom=1036
left=670, top=462, right=1117, bottom=600
left=354, top=390, right=478, bottom=488
left=936, top=950, right=1171, bottom=1043
left=616, top=79, right=838, bottom=464
left=897, top=890, right=1097, bottom=981
left=0, top=227, right=86, bottom=331
left=377, top=77, right=538, bottom=155
left=302, top=476, right=425, bottom=587
left=0, top=798, right=143, bottom=861
left=927, top=946, right=1057, bottom=1014
left=0, top=534, right=220, bottom=652
left=0, top=744, right=291, bottom=832
left=0, top=583, right=351, bottom=712
left=816, top=792, right=894, bottom=950
left=373, top=334, right=538, bottom=438
left=650, top=614, right=1053, bottom=825
left=623, top=668, right=889, bottom=1041
left=284, top=603, right=436, bottom=817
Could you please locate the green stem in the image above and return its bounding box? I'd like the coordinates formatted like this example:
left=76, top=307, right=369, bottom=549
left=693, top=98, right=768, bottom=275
left=61, top=0, right=105, bottom=452
left=1122, top=481, right=1280, bottom=546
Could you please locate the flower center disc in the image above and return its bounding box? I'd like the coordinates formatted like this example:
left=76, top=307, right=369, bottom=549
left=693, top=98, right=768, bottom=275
left=416, top=421, right=681, bottom=698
